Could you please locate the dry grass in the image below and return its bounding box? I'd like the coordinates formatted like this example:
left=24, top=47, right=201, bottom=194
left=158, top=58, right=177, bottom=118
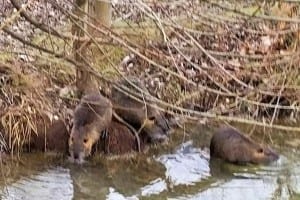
left=0, top=60, right=75, bottom=154
left=0, top=0, right=300, bottom=157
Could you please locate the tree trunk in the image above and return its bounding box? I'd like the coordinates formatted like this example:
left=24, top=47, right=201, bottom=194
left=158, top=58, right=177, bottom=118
left=73, top=0, right=98, bottom=95
left=72, top=0, right=112, bottom=96
left=90, top=0, right=112, bottom=29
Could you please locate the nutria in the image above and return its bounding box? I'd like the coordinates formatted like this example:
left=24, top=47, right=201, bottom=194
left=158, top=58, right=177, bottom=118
left=31, top=119, right=69, bottom=153
left=99, top=121, right=144, bottom=155
left=111, top=78, right=170, bottom=143
left=210, top=127, right=279, bottom=165
left=69, top=93, right=112, bottom=164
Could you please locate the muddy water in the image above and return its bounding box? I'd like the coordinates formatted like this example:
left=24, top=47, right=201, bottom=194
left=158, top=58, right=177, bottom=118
left=0, top=124, right=300, bottom=200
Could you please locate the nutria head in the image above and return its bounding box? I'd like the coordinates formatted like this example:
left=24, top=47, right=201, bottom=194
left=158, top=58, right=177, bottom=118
left=142, top=116, right=170, bottom=143
left=69, top=93, right=112, bottom=164
left=111, top=78, right=171, bottom=143
left=246, top=144, right=279, bottom=164
left=69, top=123, right=101, bottom=164
left=111, top=78, right=151, bottom=126
left=210, top=127, right=279, bottom=165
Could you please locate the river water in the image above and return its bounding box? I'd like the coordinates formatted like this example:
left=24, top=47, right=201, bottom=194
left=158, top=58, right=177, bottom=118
left=0, top=124, right=299, bottom=200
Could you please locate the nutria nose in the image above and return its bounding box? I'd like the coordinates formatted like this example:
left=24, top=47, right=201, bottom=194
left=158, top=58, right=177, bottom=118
left=74, top=153, right=79, bottom=159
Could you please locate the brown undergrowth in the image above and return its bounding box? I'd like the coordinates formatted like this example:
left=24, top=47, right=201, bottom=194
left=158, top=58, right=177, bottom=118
left=1, top=0, right=300, bottom=156
left=0, top=60, right=75, bottom=155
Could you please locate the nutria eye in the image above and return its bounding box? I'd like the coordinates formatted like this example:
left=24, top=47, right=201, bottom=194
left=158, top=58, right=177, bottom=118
left=71, top=137, right=74, bottom=142
left=83, top=138, right=88, bottom=143
left=258, top=148, right=264, bottom=153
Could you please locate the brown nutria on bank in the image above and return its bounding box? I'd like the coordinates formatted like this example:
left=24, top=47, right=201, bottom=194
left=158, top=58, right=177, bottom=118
left=31, top=119, right=69, bottom=153
left=210, top=127, right=279, bottom=165
left=99, top=121, right=144, bottom=155
left=111, top=78, right=171, bottom=143
left=69, top=93, right=112, bottom=164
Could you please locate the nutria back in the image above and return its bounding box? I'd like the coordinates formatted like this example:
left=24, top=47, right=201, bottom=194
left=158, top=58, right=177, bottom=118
left=111, top=78, right=170, bottom=143
left=32, top=119, right=69, bottom=153
left=111, top=78, right=155, bottom=125
left=210, top=127, right=279, bottom=165
left=69, top=93, right=112, bottom=164
left=73, top=94, right=112, bottom=129
left=100, top=121, right=142, bottom=155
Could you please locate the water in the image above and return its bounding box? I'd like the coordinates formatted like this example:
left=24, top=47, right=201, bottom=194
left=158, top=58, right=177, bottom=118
left=0, top=124, right=299, bottom=199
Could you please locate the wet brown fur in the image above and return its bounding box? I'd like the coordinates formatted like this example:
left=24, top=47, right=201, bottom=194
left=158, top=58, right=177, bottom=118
left=210, top=127, right=279, bottom=165
left=69, top=93, right=112, bottom=162
left=111, top=78, right=170, bottom=143
left=31, top=119, right=69, bottom=152
left=100, top=121, right=144, bottom=155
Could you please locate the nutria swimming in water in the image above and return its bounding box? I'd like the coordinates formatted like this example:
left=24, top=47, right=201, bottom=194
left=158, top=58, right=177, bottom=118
left=111, top=78, right=170, bottom=143
left=99, top=121, right=144, bottom=155
left=210, top=127, right=279, bottom=165
left=69, top=93, right=112, bottom=164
